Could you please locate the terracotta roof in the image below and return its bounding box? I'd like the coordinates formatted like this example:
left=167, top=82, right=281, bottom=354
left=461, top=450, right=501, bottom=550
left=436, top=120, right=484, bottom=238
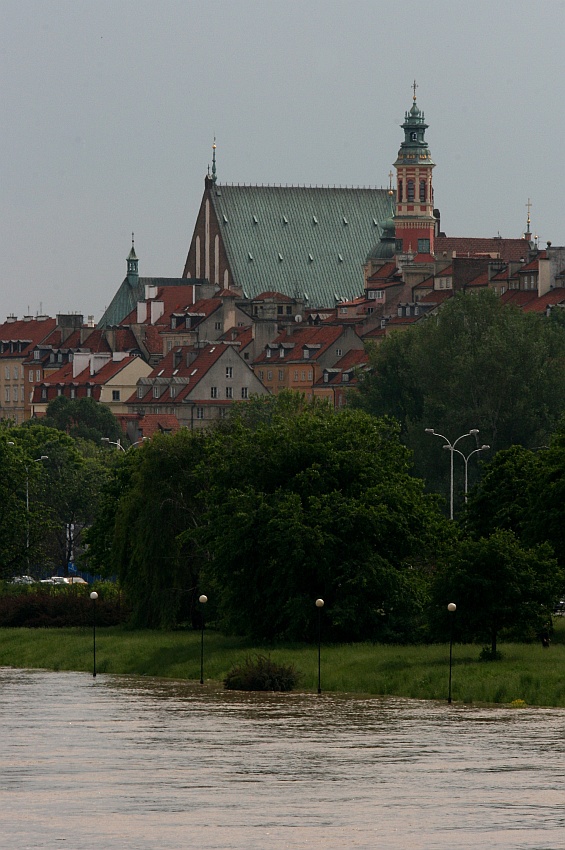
left=523, top=289, right=565, bottom=313
left=418, top=290, right=454, bottom=305
left=465, top=271, right=489, bottom=287
left=435, top=237, right=529, bottom=263
left=0, top=316, right=57, bottom=354
left=39, top=354, right=140, bottom=387
left=137, top=414, right=181, bottom=436
left=254, top=324, right=350, bottom=365
left=500, top=290, right=539, bottom=309
left=132, top=343, right=229, bottom=403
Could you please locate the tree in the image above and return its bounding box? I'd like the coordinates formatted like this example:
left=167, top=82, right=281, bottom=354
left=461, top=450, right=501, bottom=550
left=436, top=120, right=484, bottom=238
left=187, top=396, right=452, bottom=640
left=431, top=530, right=562, bottom=653
left=40, top=396, right=122, bottom=444
left=352, top=290, right=565, bottom=507
left=464, top=445, right=542, bottom=539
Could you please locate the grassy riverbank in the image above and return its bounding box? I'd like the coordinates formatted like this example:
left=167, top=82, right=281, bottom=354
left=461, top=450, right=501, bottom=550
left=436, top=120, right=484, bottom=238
left=2, top=624, right=565, bottom=706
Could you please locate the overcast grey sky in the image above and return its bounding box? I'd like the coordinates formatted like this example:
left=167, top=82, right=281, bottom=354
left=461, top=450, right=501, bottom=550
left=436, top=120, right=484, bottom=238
left=2, top=0, right=564, bottom=322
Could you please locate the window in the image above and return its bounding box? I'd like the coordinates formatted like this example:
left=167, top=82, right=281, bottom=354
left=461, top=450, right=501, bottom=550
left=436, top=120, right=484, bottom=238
left=41, top=387, right=47, bottom=401
left=70, top=387, right=76, bottom=399
left=86, top=387, right=92, bottom=398
left=226, top=386, right=233, bottom=399
left=419, top=180, right=426, bottom=202
left=29, top=371, right=33, bottom=383
left=219, top=408, right=227, bottom=418
left=266, top=349, right=272, bottom=358
left=267, top=370, right=273, bottom=381
left=342, top=373, right=350, bottom=382
left=277, top=306, right=283, bottom=315
left=286, top=306, right=292, bottom=315
left=152, top=386, right=160, bottom=398
left=407, top=179, right=415, bottom=201
left=112, top=390, right=120, bottom=401
left=215, top=321, right=222, bottom=330
left=294, top=370, right=299, bottom=381
left=301, top=370, right=306, bottom=381
left=411, top=131, right=417, bottom=141
left=395, top=239, right=403, bottom=252
left=57, top=387, right=63, bottom=396
left=258, top=370, right=264, bottom=380
left=397, top=179, right=403, bottom=202
left=303, top=348, right=310, bottom=359
left=340, top=307, right=348, bottom=315
left=279, top=348, right=285, bottom=358
left=4, top=366, right=9, bottom=380
left=241, top=387, right=248, bottom=399
left=20, top=385, right=24, bottom=400
left=196, top=407, right=204, bottom=420
left=278, top=370, right=284, bottom=381
left=336, top=349, right=342, bottom=357
left=13, top=385, right=18, bottom=402
left=170, top=386, right=176, bottom=399
left=34, top=349, right=40, bottom=359
left=418, top=238, right=430, bottom=253
left=36, top=369, right=41, bottom=381
left=137, top=386, right=144, bottom=399
left=210, top=386, right=218, bottom=399
left=226, top=366, right=233, bottom=379
left=13, top=365, right=18, bottom=380
left=308, top=370, right=313, bottom=381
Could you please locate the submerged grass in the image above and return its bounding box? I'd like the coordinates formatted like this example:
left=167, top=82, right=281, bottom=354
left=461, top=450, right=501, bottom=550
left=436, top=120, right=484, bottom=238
left=1, top=622, right=565, bottom=707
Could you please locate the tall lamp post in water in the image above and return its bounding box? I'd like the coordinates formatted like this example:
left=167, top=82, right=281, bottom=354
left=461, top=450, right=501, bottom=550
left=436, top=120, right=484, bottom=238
left=315, top=599, right=324, bottom=694
left=90, top=592, right=98, bottom=678
left=425, top=429, right=481, bottom=519
left=199, top=595, right=208, bottom=684
left=447, top=602, right=456, bottom=703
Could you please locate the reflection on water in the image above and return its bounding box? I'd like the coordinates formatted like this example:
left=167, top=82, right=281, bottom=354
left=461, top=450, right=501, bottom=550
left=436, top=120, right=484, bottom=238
left=1, top=668, right=565, bottom=849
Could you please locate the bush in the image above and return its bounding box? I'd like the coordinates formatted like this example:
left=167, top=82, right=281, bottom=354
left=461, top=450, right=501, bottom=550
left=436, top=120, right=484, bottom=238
left=224, top=654, right=301, bottom=692
left=479, top=646, right=503, bottom=662
left=0, top=585, right=130, bottom=627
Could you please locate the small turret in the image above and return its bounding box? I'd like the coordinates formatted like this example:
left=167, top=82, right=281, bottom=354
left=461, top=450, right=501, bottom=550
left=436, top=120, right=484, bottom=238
left=127, top=233, right=139, bottom=281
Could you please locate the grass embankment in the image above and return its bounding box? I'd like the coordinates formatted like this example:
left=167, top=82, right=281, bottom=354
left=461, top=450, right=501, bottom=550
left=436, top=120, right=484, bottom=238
left=2, top=621, right=565, bottom=707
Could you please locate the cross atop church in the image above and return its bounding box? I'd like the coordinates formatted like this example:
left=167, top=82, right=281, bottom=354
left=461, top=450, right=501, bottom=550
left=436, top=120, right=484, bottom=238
left=412, top=79, right=418, bottom=101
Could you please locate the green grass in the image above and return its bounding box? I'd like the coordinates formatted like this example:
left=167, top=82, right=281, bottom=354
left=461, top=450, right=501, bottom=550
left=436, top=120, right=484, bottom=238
left=2, top=622, right=565, bottom=707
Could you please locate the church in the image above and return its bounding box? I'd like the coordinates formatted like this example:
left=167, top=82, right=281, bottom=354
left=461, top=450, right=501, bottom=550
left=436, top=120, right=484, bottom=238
left=181, top=85, right=530, bottom=310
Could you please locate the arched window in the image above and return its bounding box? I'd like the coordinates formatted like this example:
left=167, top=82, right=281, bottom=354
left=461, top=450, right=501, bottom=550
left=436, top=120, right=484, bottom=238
left=397, top=179, right=403, bottom=202
left=419, top=180, right=426, bottom=202
left=407, top=180, right=415, bottom=201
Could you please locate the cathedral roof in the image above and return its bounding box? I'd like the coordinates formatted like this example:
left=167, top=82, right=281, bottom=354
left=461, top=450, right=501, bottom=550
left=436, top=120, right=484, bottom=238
left=208, top=183, right=391, bottom=307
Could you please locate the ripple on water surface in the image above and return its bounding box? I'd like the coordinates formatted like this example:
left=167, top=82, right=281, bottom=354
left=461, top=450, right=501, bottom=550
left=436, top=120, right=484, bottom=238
left=1, top=668, right=565, bottom=849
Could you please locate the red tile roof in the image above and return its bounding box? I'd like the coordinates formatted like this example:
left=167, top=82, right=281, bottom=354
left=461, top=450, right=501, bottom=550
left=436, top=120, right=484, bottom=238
left=435, top=237, right=529, bottom=263
left=523, top=289, right=565, bottom=313
left=254, top=324, right=352, bottom=365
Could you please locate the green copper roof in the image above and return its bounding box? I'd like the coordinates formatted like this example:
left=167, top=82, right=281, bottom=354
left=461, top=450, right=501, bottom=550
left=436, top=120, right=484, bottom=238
left=98, top=277, right=192, bottom=328
left=210, top=184, right=390, bottom=306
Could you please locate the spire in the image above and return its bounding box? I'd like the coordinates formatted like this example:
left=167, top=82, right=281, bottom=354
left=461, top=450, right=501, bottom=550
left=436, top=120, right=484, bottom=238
left=211, top=137, right=217, bottom=184
left=524, top=198, right=532, bottom=242
left=127, top=232, right=138, bottom=280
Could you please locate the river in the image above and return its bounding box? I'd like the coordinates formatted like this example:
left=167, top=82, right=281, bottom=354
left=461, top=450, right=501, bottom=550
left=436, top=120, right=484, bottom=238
left=1, top=668, right=564, bottom=849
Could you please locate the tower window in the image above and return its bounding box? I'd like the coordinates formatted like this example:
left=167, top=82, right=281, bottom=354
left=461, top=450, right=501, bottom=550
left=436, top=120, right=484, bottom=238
left=397, top=179, right=403, bottom=202
left=407, top=180, right=415, bottom=201
left=418, top=238, right=430, bottom=254
left=411, top=132, right=418, bottom=141
left=420, top=180, right=426, bottom=202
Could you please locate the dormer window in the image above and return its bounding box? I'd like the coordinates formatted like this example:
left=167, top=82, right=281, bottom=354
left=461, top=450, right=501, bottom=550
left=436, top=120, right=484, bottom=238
left=303, top=348, right=310, bottom=359
left=266, top=349, right=272, bottom=358
left=279, top=348, right=285, bottom=358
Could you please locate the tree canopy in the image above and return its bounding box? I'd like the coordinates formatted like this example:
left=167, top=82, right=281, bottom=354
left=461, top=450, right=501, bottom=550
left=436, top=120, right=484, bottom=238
left=89, top=394, right=453, bottom=638
left=352, top=290, right=565, bottom=508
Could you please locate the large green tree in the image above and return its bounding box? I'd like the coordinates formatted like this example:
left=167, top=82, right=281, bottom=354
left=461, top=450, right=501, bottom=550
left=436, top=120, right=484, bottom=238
left=187, top=396, right=452, bottom=640
left=431, top=529, right=562, bottom=653
left=353, top=290, right=565, bottom=507
left=41, top=396, right=122, bottom=444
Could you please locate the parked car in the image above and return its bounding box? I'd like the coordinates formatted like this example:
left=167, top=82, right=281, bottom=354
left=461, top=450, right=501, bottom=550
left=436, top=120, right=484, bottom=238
left=10, top=575, right=36, bottom=585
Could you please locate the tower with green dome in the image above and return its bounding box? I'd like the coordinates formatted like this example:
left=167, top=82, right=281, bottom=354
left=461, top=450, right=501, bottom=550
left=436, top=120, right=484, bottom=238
left=393, top=82, right=436, bottom=257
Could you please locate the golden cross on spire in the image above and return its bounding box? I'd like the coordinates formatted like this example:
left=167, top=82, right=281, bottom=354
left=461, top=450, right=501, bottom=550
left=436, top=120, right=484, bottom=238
left=388, top=170, right=394, bottom=195
left=526, top=197, right=532, bottom=225
left=412, top=79, right=418, bottom=101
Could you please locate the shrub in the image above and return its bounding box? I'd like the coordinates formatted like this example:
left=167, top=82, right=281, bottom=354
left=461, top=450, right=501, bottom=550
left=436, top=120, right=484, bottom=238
left=479, top=646, right=503, bottom=662
left=224, top=654, right=301, bottom=692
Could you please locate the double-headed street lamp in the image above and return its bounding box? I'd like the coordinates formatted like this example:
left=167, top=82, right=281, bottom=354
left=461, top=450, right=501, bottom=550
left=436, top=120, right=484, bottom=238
left=425, top=429, right=488, bottom=519
left=101, top=437, right=147, bottom=452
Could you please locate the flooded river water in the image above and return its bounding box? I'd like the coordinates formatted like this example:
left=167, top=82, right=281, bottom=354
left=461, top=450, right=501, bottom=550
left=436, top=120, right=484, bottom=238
left=1, top=667, right=565, bottom=849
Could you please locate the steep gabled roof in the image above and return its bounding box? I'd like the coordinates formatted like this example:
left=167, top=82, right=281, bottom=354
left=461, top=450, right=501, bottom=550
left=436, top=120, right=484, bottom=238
left=0, top=316, right=57, bottom=354
left=208, top=184, right=390, bottom=307
left=254, top=324, right=352, bottom=365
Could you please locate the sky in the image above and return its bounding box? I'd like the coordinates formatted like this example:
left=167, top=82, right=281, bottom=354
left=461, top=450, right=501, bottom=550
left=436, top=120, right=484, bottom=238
left=2, top=0, right=564, bottom=323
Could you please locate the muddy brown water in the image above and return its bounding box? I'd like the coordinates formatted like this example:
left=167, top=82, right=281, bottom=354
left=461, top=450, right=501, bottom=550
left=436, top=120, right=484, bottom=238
left=1, top=668, right=564, bottom=849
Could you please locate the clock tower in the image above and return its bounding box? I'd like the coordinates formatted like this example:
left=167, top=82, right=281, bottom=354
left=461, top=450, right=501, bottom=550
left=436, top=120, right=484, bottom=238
left=394, top=83, right=436, bottom=256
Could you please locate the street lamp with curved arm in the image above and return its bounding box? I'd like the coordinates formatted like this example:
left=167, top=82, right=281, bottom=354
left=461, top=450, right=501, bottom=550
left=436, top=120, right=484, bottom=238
left=425, top=428, right=480, bottom=519
left=452, top=444, right=490, bottom=502
left=101, top=437, right=147, bottom=452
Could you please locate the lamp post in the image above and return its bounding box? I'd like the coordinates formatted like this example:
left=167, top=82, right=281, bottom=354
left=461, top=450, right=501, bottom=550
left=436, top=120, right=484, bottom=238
left=199, top=594, right=208, bottom=684
left=90, top=591, right=98, bottom=678
left=453, top=444, right=490, bottom=503
left=447, top=602, right=456, bottom=703
left=101, top=437, right=147, bottom=452
left=315, top=598, right=324, bottom=694
left=425, top=429, right=480, bottom=519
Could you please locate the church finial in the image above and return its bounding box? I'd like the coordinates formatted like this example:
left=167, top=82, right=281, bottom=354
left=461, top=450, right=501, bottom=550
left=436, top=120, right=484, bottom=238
left=212, top=137, right=217, bottom=184
left=524, top=198, right=532, bottom=242
left=412, top=79, right=418, bottom=101
left=127, top=232, right=138, bottom=277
